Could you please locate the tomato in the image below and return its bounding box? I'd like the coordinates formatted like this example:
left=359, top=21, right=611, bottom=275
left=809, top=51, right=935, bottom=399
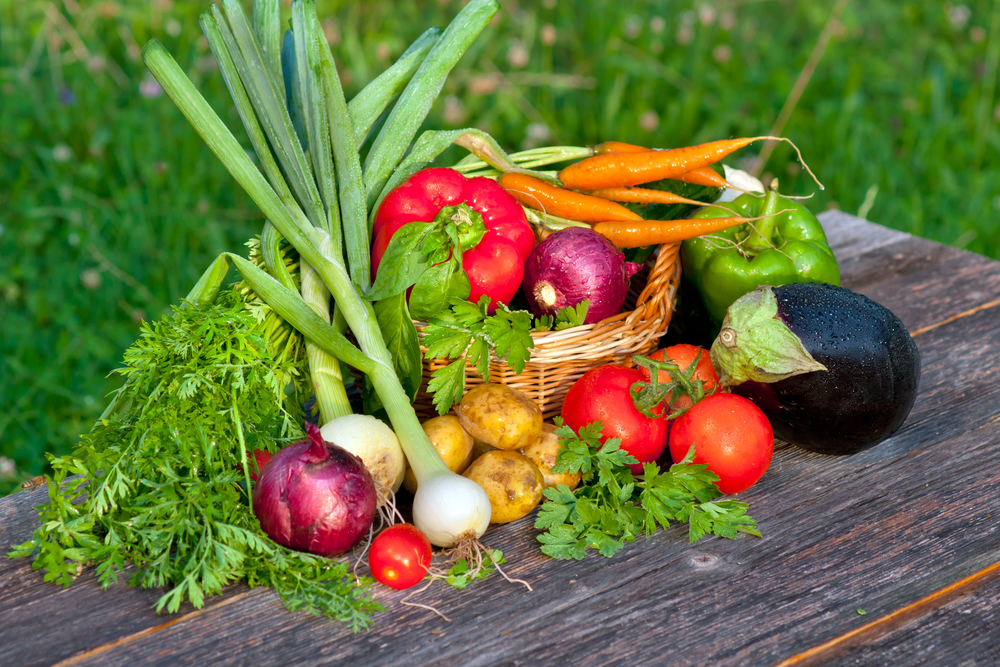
left=639, top=345, right=718, bottom=415
left=561, top=364, right=669, bottom=474
left=668, top=393, right=773, bottom=495
left=368, top=524, right=432, bottom=590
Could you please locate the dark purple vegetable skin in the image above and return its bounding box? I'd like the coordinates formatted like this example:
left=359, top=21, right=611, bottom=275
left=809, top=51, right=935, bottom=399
left=253, top=423, right=377, bottom=556
left=522, top=227, right=641, bottom=324
left=725, top=283, right=920, bottom=455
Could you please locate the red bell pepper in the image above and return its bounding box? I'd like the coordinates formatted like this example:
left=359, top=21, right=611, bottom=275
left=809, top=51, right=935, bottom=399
left=372, top=168, right=535, bottom=310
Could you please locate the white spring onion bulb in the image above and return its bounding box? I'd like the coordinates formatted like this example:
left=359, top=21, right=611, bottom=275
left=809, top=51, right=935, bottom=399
left=320, top=414, right=406, bottom=493
left=411, top=473, right=491, bottom=547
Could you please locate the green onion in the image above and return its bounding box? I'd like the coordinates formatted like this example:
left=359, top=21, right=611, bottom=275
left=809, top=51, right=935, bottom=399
left=347, top=27, right=440, bottom=149
left=252, top=0, right=282, bottom=86
left=362, top=0, right=499, bottom=210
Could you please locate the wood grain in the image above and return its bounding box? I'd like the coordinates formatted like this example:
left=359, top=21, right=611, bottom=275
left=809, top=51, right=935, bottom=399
left=2, top=214, right=999, bottom=667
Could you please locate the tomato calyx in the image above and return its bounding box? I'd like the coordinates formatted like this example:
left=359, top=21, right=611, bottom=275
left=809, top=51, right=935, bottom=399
left=630, top=349, right=717, bottom=420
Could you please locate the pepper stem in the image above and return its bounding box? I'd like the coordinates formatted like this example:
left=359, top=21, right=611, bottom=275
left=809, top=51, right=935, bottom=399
left=433, top=203, right=487, bottom=252
left=743, top=178, right=782, bottom=255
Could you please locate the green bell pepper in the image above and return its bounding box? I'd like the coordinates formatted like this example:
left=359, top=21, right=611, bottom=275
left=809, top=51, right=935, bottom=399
left=681, top=181, right=840, bottom=327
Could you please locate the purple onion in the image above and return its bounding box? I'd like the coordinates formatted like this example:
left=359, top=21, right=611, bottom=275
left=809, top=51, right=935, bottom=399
left=252, top=423, right=377, bottom=557
left=522, top=227, right=642, bottom=324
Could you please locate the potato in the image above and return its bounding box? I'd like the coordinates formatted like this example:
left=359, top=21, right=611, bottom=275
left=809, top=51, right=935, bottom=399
left=471, top=437, right=497, bottom=460
left=462, top=450, right=544, bottom=524
left=403, top=415, right=475, bottom=494
left=457, top=383, right=543, bottom=451
left=521, top=425, right=581, bottom=491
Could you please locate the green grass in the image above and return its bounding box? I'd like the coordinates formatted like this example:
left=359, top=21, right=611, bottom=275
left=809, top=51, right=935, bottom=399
left=2, top=0, right=998, bottom=493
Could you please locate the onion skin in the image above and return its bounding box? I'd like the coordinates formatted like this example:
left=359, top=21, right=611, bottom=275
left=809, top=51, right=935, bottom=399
left=522, top=227, right=641, bottom=324
left=252, top=424, right=377, bottom=557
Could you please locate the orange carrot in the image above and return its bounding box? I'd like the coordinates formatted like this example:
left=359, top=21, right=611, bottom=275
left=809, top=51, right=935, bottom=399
left=675, top=166, right=731, bottom=189
left=592, top=216, right=750, bottom=248
left=592, top=141, right=733, bottom=189
left=584, top=186, right=709, bottom=208
left=592, top=140, right=649, bottom=155
left=498, top=172, right=642, bottom=223
left=560, top=136, right=821, bottom=191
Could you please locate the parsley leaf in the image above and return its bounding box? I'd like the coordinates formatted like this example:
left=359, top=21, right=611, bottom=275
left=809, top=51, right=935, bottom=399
left=533, top=300, right=590, bottom=332
left=444, top=549, right=504, bottom=589
left=534, top=420, right=760, bottom=560
left=421, top=297, right=535, bottom=414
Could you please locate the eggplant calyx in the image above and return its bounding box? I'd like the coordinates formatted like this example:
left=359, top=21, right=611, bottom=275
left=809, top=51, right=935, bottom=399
left=710, top=286, right=828, bottom=387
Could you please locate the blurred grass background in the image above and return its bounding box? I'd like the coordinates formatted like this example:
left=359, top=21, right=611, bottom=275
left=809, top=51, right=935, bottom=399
left=1, top=0, right=998, bottom=494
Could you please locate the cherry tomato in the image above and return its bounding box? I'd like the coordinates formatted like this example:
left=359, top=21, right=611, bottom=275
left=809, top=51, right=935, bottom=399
left=561, top=364, right=668, bottom=474
left=668, top=393, right=773, bottom=495
left=639, top=345, right=719, bottom=415
left=368, top=524, right=432, bottom=590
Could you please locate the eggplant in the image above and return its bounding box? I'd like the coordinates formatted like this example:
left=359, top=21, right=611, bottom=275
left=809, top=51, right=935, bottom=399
left=710, top=283, right=920, bottom=455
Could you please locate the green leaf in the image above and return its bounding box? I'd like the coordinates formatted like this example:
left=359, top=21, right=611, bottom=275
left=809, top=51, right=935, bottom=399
left=554, top=300, right=590, bottom=330
left=365, top=222, right=431, bottom=300
left=427, top=359, right=467, bottom=416
left=535, top=419, right=761, bottom=560
left=372, top=293, right=423, bottom=403
left=409, top=261, right=470, bottom=321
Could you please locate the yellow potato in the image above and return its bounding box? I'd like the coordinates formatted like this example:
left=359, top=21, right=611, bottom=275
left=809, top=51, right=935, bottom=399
left=521, top=426, right=581, bottom=491
left=403, top=415, right=475, bottom=494
left=457, top=383, right=543, bottom=451
left=471, top=437, right=497, bottom=461
left=462, top=450, right=544, bottom=524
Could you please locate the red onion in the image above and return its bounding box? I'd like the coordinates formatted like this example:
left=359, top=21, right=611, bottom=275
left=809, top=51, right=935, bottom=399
left=522, top=227, right=642, bottom=324
left=252, top=423, right=377, bottom=557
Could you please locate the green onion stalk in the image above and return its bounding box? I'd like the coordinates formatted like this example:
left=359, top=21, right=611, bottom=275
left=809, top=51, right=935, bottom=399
left=143, top=0, right=502, bottom=547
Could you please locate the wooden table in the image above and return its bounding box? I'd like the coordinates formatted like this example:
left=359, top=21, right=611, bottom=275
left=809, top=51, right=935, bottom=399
left=2, top=212, right=999, bottom=667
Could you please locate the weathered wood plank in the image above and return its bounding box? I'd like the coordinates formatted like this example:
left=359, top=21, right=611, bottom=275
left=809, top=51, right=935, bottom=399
left=771, top=561, right=1000, bottom=666
left=815, top=569, right=1000, bottom=666
left=819, top=211, right=1000, bottom=333
left=28, top=286, right=1000, bottom=667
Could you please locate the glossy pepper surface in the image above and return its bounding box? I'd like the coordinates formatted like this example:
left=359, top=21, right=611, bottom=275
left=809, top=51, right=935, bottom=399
left=680, top=181, right=840, bottom=326
left=372, top=168, right=535, bottom=310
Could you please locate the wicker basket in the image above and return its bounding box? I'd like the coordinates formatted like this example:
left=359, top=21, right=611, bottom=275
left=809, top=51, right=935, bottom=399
left=412, top=241, right=682, bottom=420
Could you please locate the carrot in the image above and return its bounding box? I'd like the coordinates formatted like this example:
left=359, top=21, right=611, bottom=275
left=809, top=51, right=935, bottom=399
left=592, top=216, right=751, bottom=248
left=498, top=172, right=642, bottom=223
left=585, top=186, right=710, bottom=208
left=592, top=140, right=649, bottom=155
left=674, top=166, right=731, bottom=189
left=560, top=136, right=822, bottom=191
left=592, top=141, right=733, bottom=190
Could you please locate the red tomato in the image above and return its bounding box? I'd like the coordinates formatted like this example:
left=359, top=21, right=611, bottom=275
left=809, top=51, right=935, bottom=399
left=368, top=524, right=432, bottom=590
left=668, top=393, right=773, bottom=495
left=639, top=345, right=719, bottom=415
left=561, top=365, right=669, bottom=474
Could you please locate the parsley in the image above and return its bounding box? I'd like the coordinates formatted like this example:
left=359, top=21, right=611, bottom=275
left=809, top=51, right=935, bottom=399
left=444, top=549, right=504, bottom=589
left=534, top=420, right=760, bottom=560
left=7, top=292, right=381, bottom=629
left=422, top=296, right=535, bottom=414
left=533, top=300, right=590, bottom=332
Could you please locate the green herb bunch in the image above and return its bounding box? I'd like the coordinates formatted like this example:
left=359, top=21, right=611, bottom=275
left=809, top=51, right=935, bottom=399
left=535, top=420, right=761, bottom=560
left=9, top=292, right=381, bottom=629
